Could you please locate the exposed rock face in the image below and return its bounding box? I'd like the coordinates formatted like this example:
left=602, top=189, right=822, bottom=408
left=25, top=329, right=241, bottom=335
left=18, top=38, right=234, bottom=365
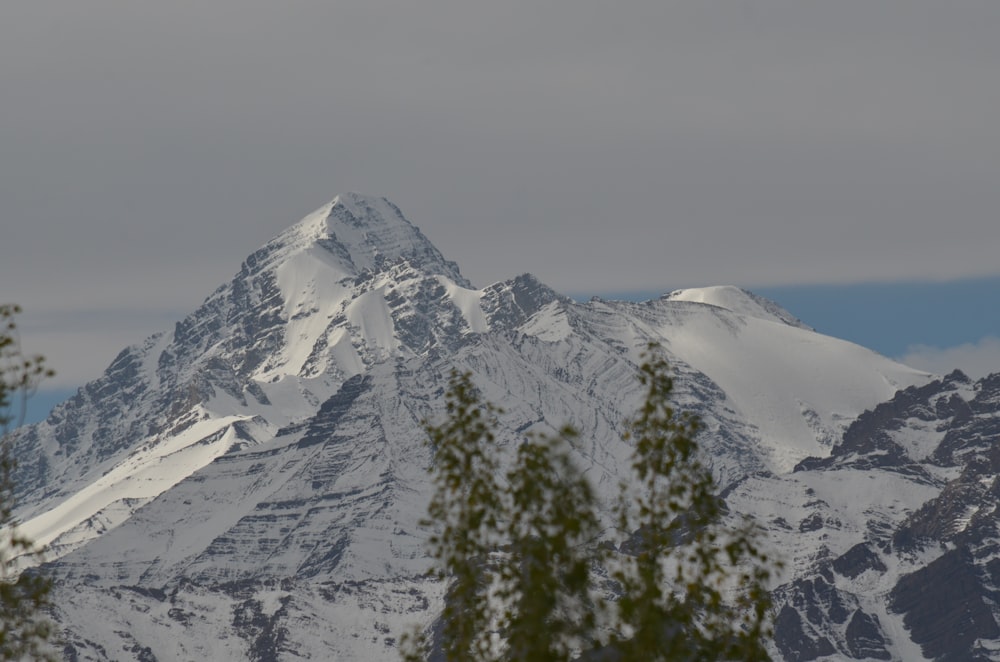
left=774, top=605, right=837, bottom=661
left=845, top=609, right=891, bottom=660
left=891, top=549, right=1000, bottom=661
left=832, top=543, right=887, bottom=579
left=16, top=193, right=1000, bottom=661
left=763, top=368, right=1000, bottom=661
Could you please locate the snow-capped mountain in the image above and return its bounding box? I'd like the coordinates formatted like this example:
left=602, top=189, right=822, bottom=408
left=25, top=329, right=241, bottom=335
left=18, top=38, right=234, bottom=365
left=10, top=193, right=995, bottom=660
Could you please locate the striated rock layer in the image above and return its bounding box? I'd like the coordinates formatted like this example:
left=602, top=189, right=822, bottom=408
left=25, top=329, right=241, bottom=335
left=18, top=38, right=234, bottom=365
left=13, top=193, right=998, bottom=661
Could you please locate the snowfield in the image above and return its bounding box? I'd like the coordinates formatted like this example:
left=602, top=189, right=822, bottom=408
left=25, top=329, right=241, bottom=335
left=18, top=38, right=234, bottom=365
left=14, top=193, right=996, bottom=661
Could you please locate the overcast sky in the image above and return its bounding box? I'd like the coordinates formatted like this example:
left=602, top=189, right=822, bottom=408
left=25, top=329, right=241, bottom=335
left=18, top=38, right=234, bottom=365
left=3, top=1, right=999, bottom=391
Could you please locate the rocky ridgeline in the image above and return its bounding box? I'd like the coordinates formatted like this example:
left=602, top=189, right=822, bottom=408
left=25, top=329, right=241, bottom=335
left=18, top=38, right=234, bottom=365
left=15, top=194, right=996, bottom=661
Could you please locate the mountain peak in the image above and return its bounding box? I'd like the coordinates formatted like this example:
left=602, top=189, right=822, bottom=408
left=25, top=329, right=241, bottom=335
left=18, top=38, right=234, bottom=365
left=18, top=193, right=959, bottom=661
left=257, top=193, right=469, bottom=287
left=329, top=192, right=399, bottom=223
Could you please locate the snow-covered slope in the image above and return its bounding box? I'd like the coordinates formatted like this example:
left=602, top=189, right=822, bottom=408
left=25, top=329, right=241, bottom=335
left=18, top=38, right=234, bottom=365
left=11, top=193, right=990, bottom=661
left=652, top=293, right=920, bottom=471
left=12, top=193, right=477, bottom=558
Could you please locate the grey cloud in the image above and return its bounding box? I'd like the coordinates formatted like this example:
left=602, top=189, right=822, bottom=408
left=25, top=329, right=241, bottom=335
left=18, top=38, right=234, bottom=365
left=898, top=337, right=1000, bottom=380
left=15, top=308, right=187, bottom=388
left=3, top=0, right=999, bottom=309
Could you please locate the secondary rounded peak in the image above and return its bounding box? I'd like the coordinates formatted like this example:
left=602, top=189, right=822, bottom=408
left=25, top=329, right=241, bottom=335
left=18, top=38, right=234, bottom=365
left=665, top=285, right=810, bottom=329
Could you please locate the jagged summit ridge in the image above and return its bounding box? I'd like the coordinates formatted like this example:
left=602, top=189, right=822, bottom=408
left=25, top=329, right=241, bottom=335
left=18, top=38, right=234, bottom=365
left=11, top=195, right=490, bottom=557
left=13, top=192, right=927, bottom=550
left=170, top=193, right=478, bottom=383
left=248, top=193, right=468, bottom=287
left=10, top=193, right=954, bottom=661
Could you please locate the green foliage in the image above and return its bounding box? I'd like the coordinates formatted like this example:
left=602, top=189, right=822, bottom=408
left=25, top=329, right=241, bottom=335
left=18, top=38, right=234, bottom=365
left=405, top=346, right=777, bottom=662
left=0, top=304, right=56, bottom=660
left=498, top=427, right=602, bottom=662
left=403, top=376, right=605, bottom=662
left=609, top=352, right=774, bottom=661
left=406, top=372, right=504, bottom=662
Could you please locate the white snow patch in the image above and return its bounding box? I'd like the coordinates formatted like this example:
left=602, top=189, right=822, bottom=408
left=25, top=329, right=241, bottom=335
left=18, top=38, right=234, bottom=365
left=889, top=418, right=948, bottom=462
left=346, top=287, right=400, bottom=357
left=275, top=246, right=352, bottom=376
left=257, top=589, right=289, bottom=617
left=19, top=415, right=250, bottom=557
left=802, top=469, right=939, bottom=540
left=440, top=278, right=488, bottom=333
